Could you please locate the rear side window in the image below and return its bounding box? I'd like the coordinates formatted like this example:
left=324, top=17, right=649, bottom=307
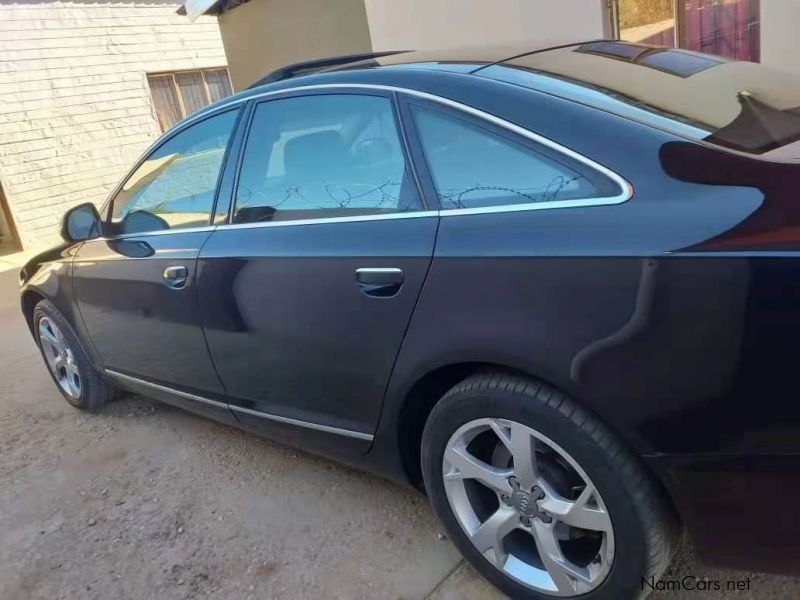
left=410, top=105, right=620, bottom=210
left=233, top=94, right=421, bottom=224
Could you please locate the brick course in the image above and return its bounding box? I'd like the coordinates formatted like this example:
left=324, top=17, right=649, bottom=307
left=0, top=1, right=228, bottom=248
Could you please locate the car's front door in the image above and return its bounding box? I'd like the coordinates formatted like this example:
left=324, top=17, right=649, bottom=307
left=73, top=108, right=242, bottom=416
left=198, top=90, right=438, bottom=452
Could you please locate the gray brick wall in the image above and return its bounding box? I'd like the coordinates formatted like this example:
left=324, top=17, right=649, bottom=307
left=0, top=1, right=228, bottom=249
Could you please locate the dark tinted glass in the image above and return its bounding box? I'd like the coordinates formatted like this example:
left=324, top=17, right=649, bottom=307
left=233, top=95, right=419, bottom=224
left=112, top=109, right=238, bottom=234
left=578, top=41, right=651, bottom=60
left=638, top=49, right=722, bottom=77
left=411, top=106, right=611, bottom=210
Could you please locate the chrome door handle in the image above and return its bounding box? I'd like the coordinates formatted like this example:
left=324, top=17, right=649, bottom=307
left=162, top=265, right=188, bottom=289
left=356, top=268, right=403, bottom=297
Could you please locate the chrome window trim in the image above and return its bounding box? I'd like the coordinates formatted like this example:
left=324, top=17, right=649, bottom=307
left=389, top=89, right=633, bottom=214
left=221, top=210, right=439, bottom=231
left=228, top=84, right=632, bottom=218
left=84, top=212, right=440, bottom=242
left=95, top=225, right=217, bottom=241
left=105, top=369, right=374, bottom=442
left=438, top=194, right=631, bottom=216
left=89, top=83, right=631, bottom=242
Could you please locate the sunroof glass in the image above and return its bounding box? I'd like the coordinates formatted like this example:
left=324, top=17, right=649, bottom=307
left=638, top=49, right=722, bottom=77
left=577, top=41, right=652, bottom=61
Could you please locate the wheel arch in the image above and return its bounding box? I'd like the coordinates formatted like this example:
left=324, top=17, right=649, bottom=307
left=21, top=284, right=104, bottom=372
left=397, top=361, right=560, bottom=491
left=394, top=361, right=682, bottom=531
left=21, top=287, right=47, bottom=336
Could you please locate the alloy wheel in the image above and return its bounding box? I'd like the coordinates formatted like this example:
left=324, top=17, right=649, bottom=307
left=38, top=316, right=82, bottom=400
left=442, top=417, right=615, bottom=596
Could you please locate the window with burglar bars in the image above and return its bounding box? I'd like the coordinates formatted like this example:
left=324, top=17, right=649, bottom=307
left=147, top=68, right=234, bottom=132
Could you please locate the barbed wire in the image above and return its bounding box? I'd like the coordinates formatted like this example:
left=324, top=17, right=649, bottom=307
left=437, top=174, right=585, bottom=208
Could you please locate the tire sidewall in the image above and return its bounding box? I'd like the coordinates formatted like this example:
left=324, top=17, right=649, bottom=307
left=422, top=383, right=650, bottom=600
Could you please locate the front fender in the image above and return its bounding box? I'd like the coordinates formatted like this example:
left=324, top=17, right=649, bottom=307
left=20, top=242, right=103, bottom=370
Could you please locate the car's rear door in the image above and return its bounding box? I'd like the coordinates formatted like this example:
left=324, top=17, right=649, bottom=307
left=197, top=89, right=438, bottom=453
left=73, top=107, right=244, bottom=420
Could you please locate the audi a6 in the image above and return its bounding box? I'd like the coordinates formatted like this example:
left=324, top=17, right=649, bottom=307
left=20, top=41, right=800, bottom=599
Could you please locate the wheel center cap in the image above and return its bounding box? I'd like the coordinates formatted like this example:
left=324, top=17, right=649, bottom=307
left=505, top=477, right=550, bottom=523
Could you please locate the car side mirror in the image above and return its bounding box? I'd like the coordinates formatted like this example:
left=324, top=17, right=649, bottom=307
left=61, top=203, right=102, bottom=242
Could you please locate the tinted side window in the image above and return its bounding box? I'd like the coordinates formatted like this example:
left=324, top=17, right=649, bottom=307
left=233, top=94, right=420, bottom=224
left=111, top=109, right=239, bottom=234
left=411, top=105, right=619, bottom=210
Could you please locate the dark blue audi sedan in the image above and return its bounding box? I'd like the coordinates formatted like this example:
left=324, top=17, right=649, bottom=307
left=20, top=40, right=800, bottom=599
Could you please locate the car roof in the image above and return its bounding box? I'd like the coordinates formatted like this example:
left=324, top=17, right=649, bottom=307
left=198, top=40, right=598, bottom=112
left=188, top=40, right=800, bottom=159
left=317, top=41, right=589, bottom=75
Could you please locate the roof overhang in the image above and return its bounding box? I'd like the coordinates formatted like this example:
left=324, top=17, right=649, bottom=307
left=178, top=0, right=252, bottom=20
left=178, top=0, right=225, bottom=21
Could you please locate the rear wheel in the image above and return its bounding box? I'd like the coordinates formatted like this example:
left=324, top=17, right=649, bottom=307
left=421, top=371, right=677, bottom=599
left=33, top=300, right=114, bottom=411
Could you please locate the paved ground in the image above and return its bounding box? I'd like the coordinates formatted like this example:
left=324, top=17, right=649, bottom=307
left=2, top=263, right=800, bottom=599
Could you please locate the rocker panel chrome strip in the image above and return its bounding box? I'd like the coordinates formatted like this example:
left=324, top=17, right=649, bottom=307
left=105, top=370, right=374, bottom=441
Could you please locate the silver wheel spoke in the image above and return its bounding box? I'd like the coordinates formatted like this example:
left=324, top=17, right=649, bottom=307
left=66, top=363, right=80, bottom=381
left=531, top=520, right=593, bottom=594
left=490, top=420, right=538, bottom=488
left=44, top=343, right=60, bottom=363
left=43, top=339, right=60, bottom=357
left=470, top=506, right=519, bottom=568
left=68, top=374, right=81, bottom=396
left=540, top=483, right=612, bottom=532
left=64, top=359, right=81, bottom=396
left=39, top=323, right=62, bottom=351
left=444, top=445, right=513, bottom=495
left=509, top=422, right=538, bottom=489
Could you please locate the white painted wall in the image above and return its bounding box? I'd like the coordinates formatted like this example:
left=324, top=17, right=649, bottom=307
left=760, top=0, right=800, bottom=75
left=218, top=0, right=372, bottom=91
left=0, top=1, right=228, bottom=249
left=364, top=0, right=609, bottom=52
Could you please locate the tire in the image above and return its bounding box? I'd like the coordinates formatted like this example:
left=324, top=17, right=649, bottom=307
left=33, top=299, right=114, bottom=411
left=421, top=371, right=677, bottom=600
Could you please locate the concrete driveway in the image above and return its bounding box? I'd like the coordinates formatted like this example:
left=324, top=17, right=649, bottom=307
left=1, top=264, right=799, bottom=599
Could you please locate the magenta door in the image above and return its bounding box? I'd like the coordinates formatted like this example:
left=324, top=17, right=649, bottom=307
left=682, top=0, right=760, bottom=61
left=617, top=0, right=760, bottom=63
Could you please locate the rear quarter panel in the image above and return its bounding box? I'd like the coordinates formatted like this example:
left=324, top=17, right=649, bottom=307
left=367, top=82, right=800, bottom=572
left=376, top=80, right=769, bottom=459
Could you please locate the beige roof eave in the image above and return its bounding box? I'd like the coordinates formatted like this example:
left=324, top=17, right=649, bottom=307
left=509, top=47, right=800, bottom=130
